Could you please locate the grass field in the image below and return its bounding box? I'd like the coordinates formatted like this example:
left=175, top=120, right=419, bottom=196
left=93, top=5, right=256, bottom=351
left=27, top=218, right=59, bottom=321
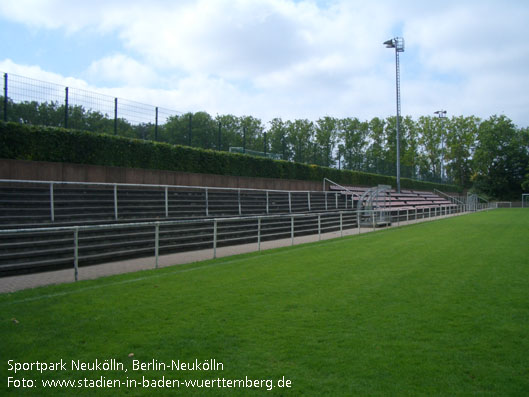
left=1, top=209, right=528, bottom=396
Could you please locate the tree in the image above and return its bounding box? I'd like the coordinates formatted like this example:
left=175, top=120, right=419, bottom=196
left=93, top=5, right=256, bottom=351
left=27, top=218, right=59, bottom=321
left=315, top=116, right=338, bottom=167
left=286, top=119, right=314, bottom=164
left=444, top=116, right=479, bottom=187
left=365, top=117, right=386, bottom=174
left=339, top=117, right=369, bottom=171
left=268, top=118, right=289, bottom=160
left=473, top=115, right=528, bottom=198
left=216, top=114, right=241, bottom=151
left=416, top=116, right=442, bottom=181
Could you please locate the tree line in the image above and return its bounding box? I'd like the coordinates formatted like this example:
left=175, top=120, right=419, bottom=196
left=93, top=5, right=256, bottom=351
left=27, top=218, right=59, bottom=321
left=2, top=98, right=528, bottom=199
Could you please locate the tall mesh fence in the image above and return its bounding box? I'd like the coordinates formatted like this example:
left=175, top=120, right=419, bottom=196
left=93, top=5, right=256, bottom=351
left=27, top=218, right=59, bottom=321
left=1, top=72, right=183, bottom=138
left=1, top=71, right=453, bottom=185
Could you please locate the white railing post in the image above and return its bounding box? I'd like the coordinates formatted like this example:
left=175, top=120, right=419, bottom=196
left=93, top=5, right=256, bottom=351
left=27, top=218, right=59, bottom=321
left=113, top=184, right=118, bottom=220
left=335, top=193, right=338, bottom=209
left=155, top=223, right=160, bottom=269
left=205, top=188, right=209, bottom=217
left=213, top=219, right=217, bottom=258
left=308, top=192, right=311, bottom=212
left=291, top=216, right=294, bottom=246
left=257, top=217, right=261, bottom=251
left=325, top=192, right=328, bottom=210
left=266, top=191, right=269, bottom=214
left=73, top=226, right=79, bottom=281
left=318, top=214, right=321, bottom=240
left=165, top=187, right=169, bottom=218
left=238, top=189, right=242, bottom=216
left=372, top=211, right=375, bottom=231
left=50, top=182, right=55, bottom=222
left=288, top=192, right=292, bottom=213
left=340, top=212, right=343, bottom=237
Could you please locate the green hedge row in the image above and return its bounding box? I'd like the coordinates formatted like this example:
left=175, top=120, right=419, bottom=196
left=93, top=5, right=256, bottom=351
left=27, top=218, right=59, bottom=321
left=0, top=122, right=461, bottom=192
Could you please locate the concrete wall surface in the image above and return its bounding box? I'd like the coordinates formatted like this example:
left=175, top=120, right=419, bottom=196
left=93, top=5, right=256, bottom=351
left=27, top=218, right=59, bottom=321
left=0, top=158, right=323, bottom=191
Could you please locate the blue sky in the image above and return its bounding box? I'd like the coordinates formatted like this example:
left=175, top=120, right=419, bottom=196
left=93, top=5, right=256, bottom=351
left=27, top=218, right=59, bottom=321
left=1, top=0, right=528, bottom=127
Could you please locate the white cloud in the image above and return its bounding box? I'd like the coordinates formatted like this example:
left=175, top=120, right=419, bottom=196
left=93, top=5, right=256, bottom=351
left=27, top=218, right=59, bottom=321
left=1, top=0, right=529, bottom=126
left=0, top=58, right=90, bottom=89
left=86, top=54, right=158, bottom=86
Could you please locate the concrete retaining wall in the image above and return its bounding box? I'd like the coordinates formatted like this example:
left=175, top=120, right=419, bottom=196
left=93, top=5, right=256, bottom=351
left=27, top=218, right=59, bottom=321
left=0, top=158, right=323, bottom=191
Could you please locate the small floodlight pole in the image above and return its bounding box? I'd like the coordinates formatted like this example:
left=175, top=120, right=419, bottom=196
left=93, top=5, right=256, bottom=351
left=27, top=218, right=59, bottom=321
left=434, top=110, right=447, bottom=181
left=384, top=37, right=405, bottom=193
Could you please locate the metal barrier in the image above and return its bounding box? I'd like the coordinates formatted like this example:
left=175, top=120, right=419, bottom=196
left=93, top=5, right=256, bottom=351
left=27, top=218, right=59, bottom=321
left=0, top=179, right=351, bottom=222
left=0, top=204, right=489, bottom=281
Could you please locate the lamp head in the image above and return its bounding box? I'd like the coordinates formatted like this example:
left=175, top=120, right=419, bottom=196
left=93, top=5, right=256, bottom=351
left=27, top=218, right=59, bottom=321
left=384, top=37, right=404, bottom=52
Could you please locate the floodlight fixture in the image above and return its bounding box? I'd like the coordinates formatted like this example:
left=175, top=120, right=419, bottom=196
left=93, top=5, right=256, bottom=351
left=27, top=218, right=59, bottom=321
left=384, top=37, right=405, bottom=193
left=384, top=37, right=405, bottom=52
left=434, top=110, right=447, bottom=118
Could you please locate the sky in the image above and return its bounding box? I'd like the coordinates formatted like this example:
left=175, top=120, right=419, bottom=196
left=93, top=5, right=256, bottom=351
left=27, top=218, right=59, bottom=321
left=1, top=0, right=528, bottom=127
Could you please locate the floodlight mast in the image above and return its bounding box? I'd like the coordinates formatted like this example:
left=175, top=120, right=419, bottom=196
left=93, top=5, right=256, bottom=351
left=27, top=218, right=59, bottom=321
left=434, top=110, right=447, bottom=181
left=384, top=37, right=404, bottom=193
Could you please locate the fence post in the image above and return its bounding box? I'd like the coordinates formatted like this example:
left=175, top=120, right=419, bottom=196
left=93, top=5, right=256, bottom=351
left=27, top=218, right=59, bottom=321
left=308, top=192, right=311, bottom=211
left=114, top=185, right=118, bottom=220
left=266, top=191, right=269, bottom=214
left=335, top=193, right=338, bottom=209
left=397, top=209, right=400, bottom=227
left=154, top=223, right=160, bottom=269
left=114, top=98, right=118, bottom=135
left=3, top=73, right=7, bottom=122
left=257, top=217, right=261, bottom=251
left=340, top=212, right=343, bottom=237
left=288, top=192, right=292, bottom=213
left=325, top=192, right=328, bottom=210
left=238, top=189, right=242, bottom=216
left=213, top=220, right=217, bottom=259
left=205, top=188, right=209, bottom=217
left=155, top=107, right=159, bottom=141
left=372, top=211, right=375, bottom=231
left=291, top=216, right=294, bottom=246
left=318, top=214, right=321, bottom=240
left=50, top=183, right=55, bottom=222
left=165, top=187, right=169, bottom=218
left=73, top=227, right=79, bottom=282
left=64, top=87, right=69, bottom=128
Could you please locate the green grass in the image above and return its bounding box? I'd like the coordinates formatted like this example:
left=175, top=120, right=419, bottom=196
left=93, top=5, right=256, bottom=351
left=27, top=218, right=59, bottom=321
left=1, top=209, right=528, bottom=396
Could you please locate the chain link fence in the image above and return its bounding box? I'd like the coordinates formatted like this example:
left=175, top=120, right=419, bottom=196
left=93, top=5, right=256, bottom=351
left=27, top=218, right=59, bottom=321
left=1, top=71, right=453, bottom=185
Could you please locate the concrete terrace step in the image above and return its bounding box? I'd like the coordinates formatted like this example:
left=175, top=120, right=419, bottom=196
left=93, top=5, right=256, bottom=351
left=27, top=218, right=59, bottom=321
left=0, top=212, right=360, bottom=276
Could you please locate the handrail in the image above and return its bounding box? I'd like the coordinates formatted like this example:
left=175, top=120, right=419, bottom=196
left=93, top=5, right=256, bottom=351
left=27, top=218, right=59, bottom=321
left=0, top=205, right=473, bottom=283
left=0, top=209, right=358, bottom=235
left=434, top=188, right=464, bottom=205
left=467, top=192, right=489, bottom=203
left=322, top=178, right=361, bottom=198
left=0, top=179, right=318, bottom=194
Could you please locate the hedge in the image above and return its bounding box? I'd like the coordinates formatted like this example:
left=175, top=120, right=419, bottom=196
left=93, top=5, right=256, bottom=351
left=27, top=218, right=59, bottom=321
left=0, top=122, right=461, bottom=192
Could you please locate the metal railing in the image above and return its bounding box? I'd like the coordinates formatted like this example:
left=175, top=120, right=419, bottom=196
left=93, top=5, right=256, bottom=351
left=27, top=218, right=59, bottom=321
left=0, top=204, right=493, bottom=282
left=0, top=179, right=354, bottom=222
